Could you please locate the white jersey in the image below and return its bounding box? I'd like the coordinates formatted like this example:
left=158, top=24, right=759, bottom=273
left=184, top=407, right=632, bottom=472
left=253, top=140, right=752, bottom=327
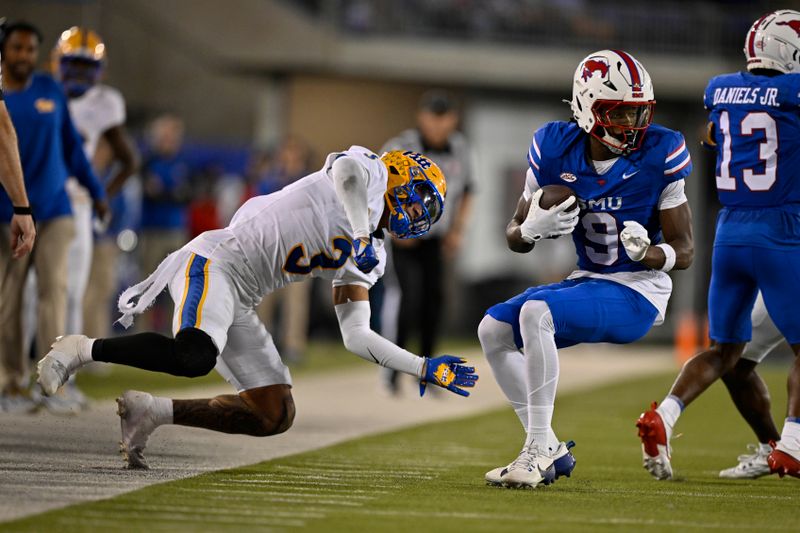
left=185, top=146, right=388, bottom=301
left=68, top=84, right=126, bottom=160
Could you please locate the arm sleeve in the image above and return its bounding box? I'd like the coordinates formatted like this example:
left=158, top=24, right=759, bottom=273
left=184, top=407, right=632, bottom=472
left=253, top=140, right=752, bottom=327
left=523, top=168, right=541, bottom=201
left=335, top=300, right=425, bottom=378
left=60, top=91, right=105, bottom=200
left=524, top=126, right=548, bottom=200
left=658, top=179, right=687, bottom=210
left=663, top=132, right=692, bottom=184
left=331, top=155, right=371, bottom=239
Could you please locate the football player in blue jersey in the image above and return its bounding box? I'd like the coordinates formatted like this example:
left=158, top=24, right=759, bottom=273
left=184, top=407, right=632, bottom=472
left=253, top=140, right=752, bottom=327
left=479, top=49, right=694, bottom=488
left=638, top=9, right=800, bottom=480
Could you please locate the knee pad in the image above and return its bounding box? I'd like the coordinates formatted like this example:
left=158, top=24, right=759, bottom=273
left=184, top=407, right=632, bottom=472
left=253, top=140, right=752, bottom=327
left=519, top=300, right=554, bottom=334
left=478, top=315, right=516, bottom=355
left=173, top=327, right=218, bottom=377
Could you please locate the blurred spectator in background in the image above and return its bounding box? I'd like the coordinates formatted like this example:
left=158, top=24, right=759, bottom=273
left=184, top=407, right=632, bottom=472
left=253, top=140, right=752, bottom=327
left=0, top=21, right=107, bottom=412
left=139, top=113, right=192, bottom=333
left=254, top=136, right=313, bottom=364
left=188, top=167, right=221, bottom=238
left=0, top=36, right=35, bottom=258
left=379, top=89, right=475, bottom=394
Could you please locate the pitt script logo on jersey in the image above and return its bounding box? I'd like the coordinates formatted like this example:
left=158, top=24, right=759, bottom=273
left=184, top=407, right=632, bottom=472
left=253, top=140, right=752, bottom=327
left=35, top=98, right=56, bottom=113
left=577, top=197, right=623, bottom=211
left=712, top=87, right=779, bottom=107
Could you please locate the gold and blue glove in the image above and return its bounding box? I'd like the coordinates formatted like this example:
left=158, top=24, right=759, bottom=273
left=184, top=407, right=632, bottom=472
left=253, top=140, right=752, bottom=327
left=420, top=355, right=479, bottom=397
left=353, top=236, right=379, bottom=274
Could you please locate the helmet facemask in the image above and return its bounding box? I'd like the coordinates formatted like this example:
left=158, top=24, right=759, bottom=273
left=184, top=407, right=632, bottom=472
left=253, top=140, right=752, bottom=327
left=59, top=57, right=102, bottom=98
left=386, top=166, right=444, bottom=239
left=591, top=100, right=654, bottom=155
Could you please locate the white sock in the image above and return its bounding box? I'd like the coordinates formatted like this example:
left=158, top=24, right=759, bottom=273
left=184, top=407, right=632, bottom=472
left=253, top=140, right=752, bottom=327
left=152, top=396, right=174, bottom=425
left=546, top=430, right=560, bottom=453
left=478, top=315, right=528, bottom=429
left=779, top=419, right=800, bottom=453
left=526, top=405, right=554, bottom=452
left=758, top=442, right=773, bottom=455
left=656, top=395, right=683, bottom=441
left=77, top=337, right=96, bottom=366
left=519, top=300, right=559, bottom=456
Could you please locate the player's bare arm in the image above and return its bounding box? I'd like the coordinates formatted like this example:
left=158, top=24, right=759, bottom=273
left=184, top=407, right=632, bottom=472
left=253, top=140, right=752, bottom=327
left=506, top=195, right=535, bottom=253
left=0, top=102, right=36, bottom=257
left=641, top=202, right=694, bottom=271
left=506, top=190, right=578, bottom=254
left=102, top=124, right=140, bottom=197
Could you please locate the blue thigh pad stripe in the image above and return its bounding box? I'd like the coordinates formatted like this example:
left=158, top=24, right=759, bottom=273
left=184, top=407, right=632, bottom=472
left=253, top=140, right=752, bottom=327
left=180, top=254, right=209, bottom=330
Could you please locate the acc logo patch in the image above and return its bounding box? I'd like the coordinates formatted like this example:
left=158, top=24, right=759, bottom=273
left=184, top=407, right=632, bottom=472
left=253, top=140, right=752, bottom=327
left=560, top=172, right=577, bottom=183
left=35, top=98, right=56, bottom=113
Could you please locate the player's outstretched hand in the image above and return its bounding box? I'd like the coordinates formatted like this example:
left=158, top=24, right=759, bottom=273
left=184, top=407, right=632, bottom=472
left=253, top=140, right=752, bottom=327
left=520, top=189, right=579, bottom=243
left=620, top=220, right=650, bottom=261
left=420, top=355, right=479, bottom=397
left=353, top=236, right=379, bottom=273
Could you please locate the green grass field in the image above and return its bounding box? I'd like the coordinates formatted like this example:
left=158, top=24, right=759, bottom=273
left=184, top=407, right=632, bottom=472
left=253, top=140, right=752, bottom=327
left=8, top=367, right=800, bottom=532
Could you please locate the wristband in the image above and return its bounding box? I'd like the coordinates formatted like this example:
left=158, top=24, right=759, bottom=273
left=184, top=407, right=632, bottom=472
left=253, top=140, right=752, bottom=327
left=656, top=243, right=676, bottom=272
left=13, top=206, right=33, bottom=216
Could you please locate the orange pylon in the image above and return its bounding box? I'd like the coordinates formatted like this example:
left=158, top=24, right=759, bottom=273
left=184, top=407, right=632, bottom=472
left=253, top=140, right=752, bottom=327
left=675, top=311, right=700, bottom=364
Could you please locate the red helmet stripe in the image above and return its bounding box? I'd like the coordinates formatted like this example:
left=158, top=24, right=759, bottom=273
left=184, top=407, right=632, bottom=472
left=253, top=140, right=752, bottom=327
left=747, top=14, right=769, bottom=57
left=612, top=49, right=641, bottom=89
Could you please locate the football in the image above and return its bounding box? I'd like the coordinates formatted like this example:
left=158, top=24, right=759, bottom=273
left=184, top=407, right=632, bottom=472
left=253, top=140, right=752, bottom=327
left=538, top=184, right=577, bottom=210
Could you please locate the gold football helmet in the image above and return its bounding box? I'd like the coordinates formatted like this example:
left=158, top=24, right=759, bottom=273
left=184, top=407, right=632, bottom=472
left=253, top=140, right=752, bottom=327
left=380, top=150, right=446, bottom=239
left=55, top=26, right=105, bottom=97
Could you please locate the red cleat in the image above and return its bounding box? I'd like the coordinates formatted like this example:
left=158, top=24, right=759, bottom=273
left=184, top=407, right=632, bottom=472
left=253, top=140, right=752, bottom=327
left=767, top=444, right=800, bottom=479
left=636, top=402, right=673, bottom=480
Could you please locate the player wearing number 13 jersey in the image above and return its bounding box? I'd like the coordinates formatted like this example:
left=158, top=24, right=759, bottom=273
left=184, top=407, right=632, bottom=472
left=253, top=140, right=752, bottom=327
left=638, top=9, right=800, bottom=481
left=479, top=50, right=694, bottom=488
left=35, top=146, right=478, bottom=470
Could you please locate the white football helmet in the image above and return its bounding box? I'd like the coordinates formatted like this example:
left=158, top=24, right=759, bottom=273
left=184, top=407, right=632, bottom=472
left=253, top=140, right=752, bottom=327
left=570, top=49, right=655, bottom=154
left=744, top=10, right=800, bottom=74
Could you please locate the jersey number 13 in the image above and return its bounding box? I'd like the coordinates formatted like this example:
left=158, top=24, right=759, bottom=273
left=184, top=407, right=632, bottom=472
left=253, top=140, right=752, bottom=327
left=716, top=111, right=778, bottom=192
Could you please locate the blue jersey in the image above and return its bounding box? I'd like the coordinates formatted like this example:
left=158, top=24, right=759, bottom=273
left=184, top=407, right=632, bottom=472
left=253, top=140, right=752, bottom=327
left=704, top=71, right=800, bottom=248
left=0, top=73, right=104, bottom=222
left=527, top=121, right=691, bottom=274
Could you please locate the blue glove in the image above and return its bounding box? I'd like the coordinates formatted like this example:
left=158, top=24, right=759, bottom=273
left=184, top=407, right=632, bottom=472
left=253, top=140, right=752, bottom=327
left=420, top=355, right=479, bottom=397
left=353, top=236, right=379, bottom=274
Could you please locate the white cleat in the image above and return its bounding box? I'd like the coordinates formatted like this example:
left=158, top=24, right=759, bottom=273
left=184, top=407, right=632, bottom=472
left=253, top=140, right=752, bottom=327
left=117, top=390, right=160, bottom=470
left=37, top=335, right=88, bottom=396
left=486, top=440, right=576, bottom=486
left=485, top=463, right=510, bottom=486
left=501, top=444, right=556, bottom=489
left=719, top=444, right=771, bottom=479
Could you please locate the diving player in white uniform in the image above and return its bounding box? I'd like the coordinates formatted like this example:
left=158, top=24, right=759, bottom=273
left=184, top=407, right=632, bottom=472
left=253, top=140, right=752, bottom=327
left=37, top=148, right=478, bottom=469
